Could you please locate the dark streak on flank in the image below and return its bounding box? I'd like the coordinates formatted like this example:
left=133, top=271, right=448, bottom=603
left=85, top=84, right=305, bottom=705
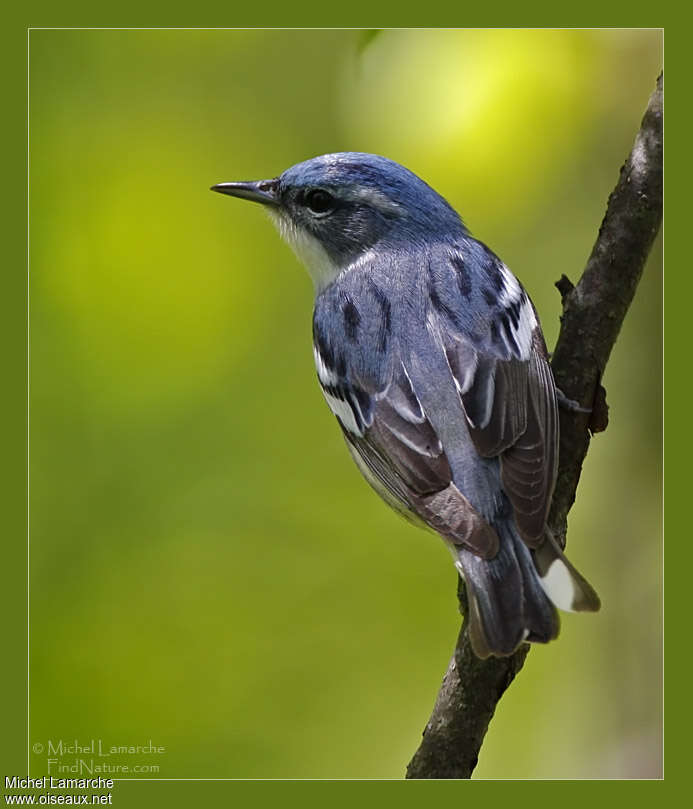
left=450, top=254, right=472, bottom=299
left=505, top=298, right=521, bottom=330
left=312, top=315, right=335, bottom=370
left=429, top=265, right=462, bottom=329
left=485, top=256, right=505, bottom=292
left=323, top=385, right=361, bottom=433
left=322, top=380, right=371, bottom=433
left=352, top=387, right=372, bottom=423
left=322, top=383, right=344, bottom=401
left=489, top=319, right=500, bottom=345
left=482, top=287, right=497, bottom=307
left=430, top=284, right=463, bottom=329
left=368, top=281, right=392, bottom=352
left=342, top=296, right=361, bottom=343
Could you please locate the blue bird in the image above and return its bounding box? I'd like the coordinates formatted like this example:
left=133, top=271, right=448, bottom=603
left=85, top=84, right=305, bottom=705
left=212, top=152, right=600, bottom=658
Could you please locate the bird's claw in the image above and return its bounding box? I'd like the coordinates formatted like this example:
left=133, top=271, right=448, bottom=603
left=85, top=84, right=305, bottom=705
left=556, top=389, right=592, bottom=413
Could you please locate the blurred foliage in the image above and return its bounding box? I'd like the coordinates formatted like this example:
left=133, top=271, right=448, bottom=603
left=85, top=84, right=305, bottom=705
left=29, top=29, right=662, bottom=779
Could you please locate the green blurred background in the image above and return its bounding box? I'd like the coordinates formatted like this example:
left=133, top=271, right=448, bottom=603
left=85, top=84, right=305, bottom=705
left=29, top=29, right=662, bottom=779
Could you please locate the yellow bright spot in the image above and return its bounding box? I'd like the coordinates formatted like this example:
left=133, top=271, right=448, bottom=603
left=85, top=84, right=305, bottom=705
left=340, top=30, right=604, bottom=229
left=35, top=133, right=265, bottom=411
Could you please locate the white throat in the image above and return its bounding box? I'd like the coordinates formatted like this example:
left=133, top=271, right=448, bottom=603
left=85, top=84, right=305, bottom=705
left=267, top=210, right=340, bottom=293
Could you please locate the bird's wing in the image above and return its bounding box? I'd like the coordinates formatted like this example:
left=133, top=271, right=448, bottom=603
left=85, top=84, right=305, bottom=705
left=312, top=278, right=500, bottom=559
left=427, top=240, right=559, bottom=547
left=312, top=240, right=558, bottom=556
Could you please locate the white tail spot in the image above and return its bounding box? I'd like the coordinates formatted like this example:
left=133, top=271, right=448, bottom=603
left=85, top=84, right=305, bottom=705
left=539, top=558, right=578, bottom=612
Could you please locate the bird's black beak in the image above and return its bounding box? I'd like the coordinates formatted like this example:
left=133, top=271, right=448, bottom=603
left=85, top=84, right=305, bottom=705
left=210, top=179, right=279, bottom=206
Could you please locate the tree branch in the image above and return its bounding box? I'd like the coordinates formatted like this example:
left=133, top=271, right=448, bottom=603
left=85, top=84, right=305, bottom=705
left=406, top=73, right=662, bottom=780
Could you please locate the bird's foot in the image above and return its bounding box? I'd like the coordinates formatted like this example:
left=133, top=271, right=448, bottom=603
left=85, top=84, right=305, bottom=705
left=556, top=389, right=592, bottom=413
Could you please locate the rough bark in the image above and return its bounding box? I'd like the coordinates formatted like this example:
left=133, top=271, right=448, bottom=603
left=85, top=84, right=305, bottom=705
left=406, top=73, right=662, bottom=780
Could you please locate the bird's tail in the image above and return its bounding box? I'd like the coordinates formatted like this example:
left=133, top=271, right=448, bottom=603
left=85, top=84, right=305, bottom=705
left=455, top=521, right=600, bottom=659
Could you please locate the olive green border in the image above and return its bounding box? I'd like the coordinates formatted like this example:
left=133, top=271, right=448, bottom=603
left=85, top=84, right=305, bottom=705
left=2, top=9, right=670, bottom=806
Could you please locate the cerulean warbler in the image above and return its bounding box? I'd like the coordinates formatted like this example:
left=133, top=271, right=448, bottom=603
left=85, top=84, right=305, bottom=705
left=212, top=152, right=600, bottom=658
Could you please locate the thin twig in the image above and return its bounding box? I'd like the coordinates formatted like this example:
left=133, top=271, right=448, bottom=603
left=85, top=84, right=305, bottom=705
left=406, top=73, right=662, bottom=780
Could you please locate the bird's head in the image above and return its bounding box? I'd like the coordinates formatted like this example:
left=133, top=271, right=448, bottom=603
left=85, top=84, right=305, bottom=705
left=212, top=152, right=464, bottom=290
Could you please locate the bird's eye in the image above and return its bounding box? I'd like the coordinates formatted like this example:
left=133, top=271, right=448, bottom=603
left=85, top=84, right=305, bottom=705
left=305, top=189, right=335, bottom=216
